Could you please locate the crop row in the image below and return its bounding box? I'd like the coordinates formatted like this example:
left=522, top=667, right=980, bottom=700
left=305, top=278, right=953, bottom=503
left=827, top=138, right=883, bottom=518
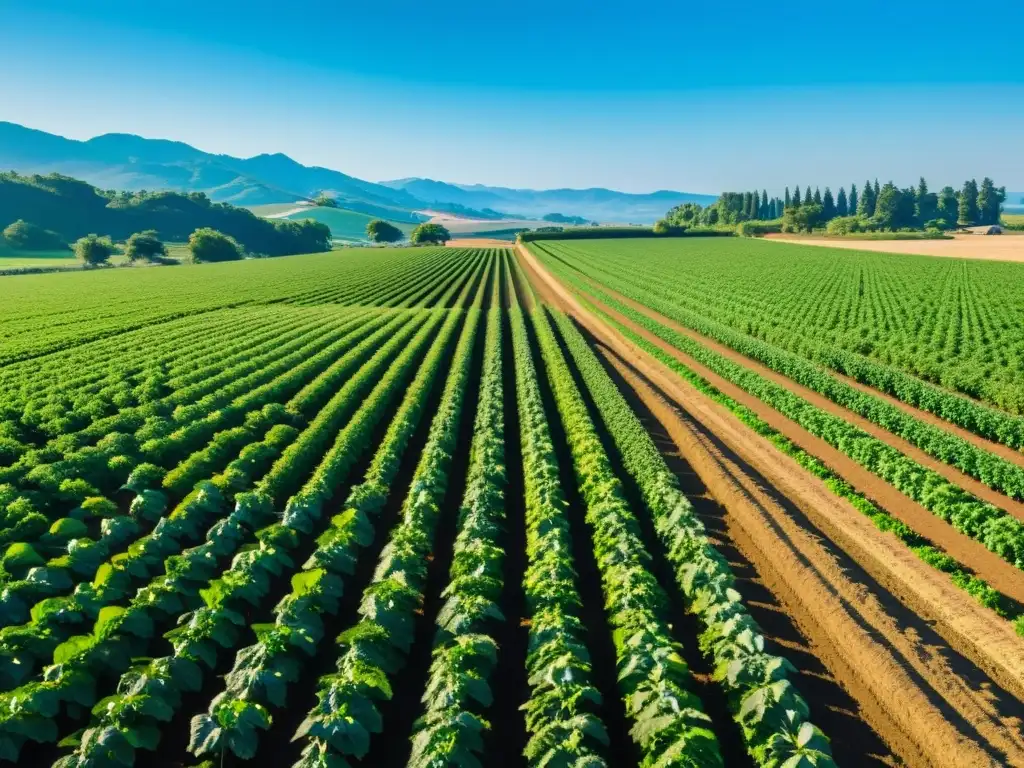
left=536, top=245, right=1024, bottom=502
left=55, top=295, right=479, bottom=767
left=559, top=280, right=1024, bottom=573
left=537, top=240, right=1024, bottom=442
left=289, top=274, right=485, bottom=766
left=546, top=306, right=838, bottom=766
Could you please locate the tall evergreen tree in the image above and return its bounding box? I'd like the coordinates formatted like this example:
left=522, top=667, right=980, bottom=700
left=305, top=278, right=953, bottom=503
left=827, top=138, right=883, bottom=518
left=804, top=186, right=813, bottom=206
left=958, top=179, right=979, bottom=226
left=813, top=187, right=822, bottom=206
left=873, top=178, right=880, bottom=201
left=915, top=177, right=937, bottom=225
left=742, top=191, right=752, bottom=220
left=760, top=190, right=769, bottom=219
left=751, top=191, right=761, bottom=219
left=784, top=187, right=792, bottom=209
left=857, top=179, right=875, bottom=217
left=976, top=177, right=1005, bottom=225
left=848, top=183, right=858, bottom=216
left=792, top=186, right=801, bottom=209
left=822, top=187, right=836, bottom=220
left=836, top=187, right=848, bottom=217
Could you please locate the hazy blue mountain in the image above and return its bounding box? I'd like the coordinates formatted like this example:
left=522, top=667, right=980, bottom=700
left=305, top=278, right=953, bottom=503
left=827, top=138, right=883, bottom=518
left=0, top=122, right=423, bottom=222
left=380, top=177, right=717, bottom=223
left=0, top=121, right=714, bottom=224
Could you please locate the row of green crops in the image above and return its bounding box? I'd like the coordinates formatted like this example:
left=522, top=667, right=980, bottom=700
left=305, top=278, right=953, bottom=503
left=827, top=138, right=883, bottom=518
left=0, top=250, right=499, bottom=762
left=535, top=244, right=1024, bottom=506
left=546, top=270, right=1024, bottom=574
left=534, top=237, right=1024, bottom=429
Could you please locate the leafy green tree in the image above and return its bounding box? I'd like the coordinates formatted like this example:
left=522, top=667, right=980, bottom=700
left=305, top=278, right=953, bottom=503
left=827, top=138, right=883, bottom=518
left=187, top=227, right=242, bottom=263
left=822, top=187, right=836, bottom=221
left=410, top=222, right=451, bottom=245
left=782, top=203, right=824, bottom=233
left=270, top=218, right=332, bottom=253
left=124, top=230, right=168, bottom=262
left=976, top=177, right=1005, bottom=225
left=2, top=219, right=67, bottom=251
left=73, top=234, right=115, bottom=266
left=937, top=186, right=958, bottom=227
left=873, top=182, right=915, bottom=230
left=848, top=183, right=858, bottom=215
left=836, top=187, right=848, bottom=217
left=958, top=179, right=979, bottom=226
left=366, top=219, right=404, bottom=243
left=312, top=193, right=338, bottom=208
left=804, top=186, right=813, bottom=206
left=857, top=180, right=875, bottom=217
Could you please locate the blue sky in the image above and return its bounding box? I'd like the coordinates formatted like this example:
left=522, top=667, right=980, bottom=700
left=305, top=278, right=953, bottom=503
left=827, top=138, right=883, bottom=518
left=1, top=0, right=1021, bottom=194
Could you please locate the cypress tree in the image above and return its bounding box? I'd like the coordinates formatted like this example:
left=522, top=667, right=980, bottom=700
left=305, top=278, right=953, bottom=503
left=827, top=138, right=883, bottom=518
left=858, top=179, right=875, bottom=217
left=804, top=186, right=813, bottom=206
left=751, top=191, right=761, bottom=219
left=784, top=187, right=792, bottom=209
left=792, top=186, right=801, bottom=209
left=873, top=178, right=880, bottom=200
left=742, top=191, right=753, bottom=219
left=836, top=187, right=848, bottom=217
left=813, top=187, right=822, bottom=206
left=760, top=190, right=769, bottom=219
left=849, top=183, right=858, bottom=216
left=822, top=187, right=836, bottom=220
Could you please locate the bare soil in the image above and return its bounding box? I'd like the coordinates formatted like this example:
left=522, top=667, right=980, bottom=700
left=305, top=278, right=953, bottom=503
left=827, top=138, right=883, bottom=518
left=517, top=243, right=1024, bottom=768
left=765, top=234, right=1024, bottom=262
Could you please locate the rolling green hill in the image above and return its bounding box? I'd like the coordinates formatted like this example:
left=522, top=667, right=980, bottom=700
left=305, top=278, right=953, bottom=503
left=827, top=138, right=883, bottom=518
left=281, top=206, right=415, bottom=242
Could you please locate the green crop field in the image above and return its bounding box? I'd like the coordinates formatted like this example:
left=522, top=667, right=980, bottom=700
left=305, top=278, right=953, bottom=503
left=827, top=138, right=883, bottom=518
left=533, top=237, right=1024, bottom=413
left=6, top=235, right=1024, bottom=768
left=0, top=245, right=842, bottom=768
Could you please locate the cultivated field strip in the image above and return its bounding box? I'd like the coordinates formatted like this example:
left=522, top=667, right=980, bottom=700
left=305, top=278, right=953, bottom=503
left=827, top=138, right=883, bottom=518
left=536, top=244, right=1024, bottom=508
left=532, top=246, right=1024, bottom=609
left=519, top=243, right=1024, bottom=766
left=2, top=242, right=1020, bottom=767
left=536, top=239, right=1024, bottom=434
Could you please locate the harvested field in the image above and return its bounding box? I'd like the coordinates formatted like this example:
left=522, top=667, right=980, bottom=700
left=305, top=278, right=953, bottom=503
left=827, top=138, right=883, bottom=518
left=766, top=233, right=1024, bottom=262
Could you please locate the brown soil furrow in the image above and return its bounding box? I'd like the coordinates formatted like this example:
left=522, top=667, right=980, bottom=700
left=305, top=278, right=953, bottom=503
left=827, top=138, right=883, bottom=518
left=550, top=258, right=1024, bottom=517
left=516, top=243, right=1024, bottom=768
left=521, top=248, right=1024, bottom=607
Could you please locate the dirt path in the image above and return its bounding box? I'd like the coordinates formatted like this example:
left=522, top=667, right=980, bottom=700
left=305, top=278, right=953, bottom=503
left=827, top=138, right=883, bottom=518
left=554, top=268, right=1024, bottom=521
left=516, top=243, right=1024, bottom=768
left=765, top=234, right=1024, bottom=263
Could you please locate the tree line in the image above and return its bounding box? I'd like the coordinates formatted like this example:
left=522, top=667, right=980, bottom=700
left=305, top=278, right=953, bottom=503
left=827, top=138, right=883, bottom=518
left=661, top=176, right=1007, bottom=233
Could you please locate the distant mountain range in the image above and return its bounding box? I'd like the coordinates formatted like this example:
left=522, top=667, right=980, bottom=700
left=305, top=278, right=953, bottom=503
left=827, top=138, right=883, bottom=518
left=0, top=121, right=715, bottom=224
left=380, top=178, right=715, bottom=223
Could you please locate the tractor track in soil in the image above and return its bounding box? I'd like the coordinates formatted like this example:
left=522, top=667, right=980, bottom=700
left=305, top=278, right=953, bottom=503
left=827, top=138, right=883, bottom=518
left=516, top=243, right=1024, bottom=768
